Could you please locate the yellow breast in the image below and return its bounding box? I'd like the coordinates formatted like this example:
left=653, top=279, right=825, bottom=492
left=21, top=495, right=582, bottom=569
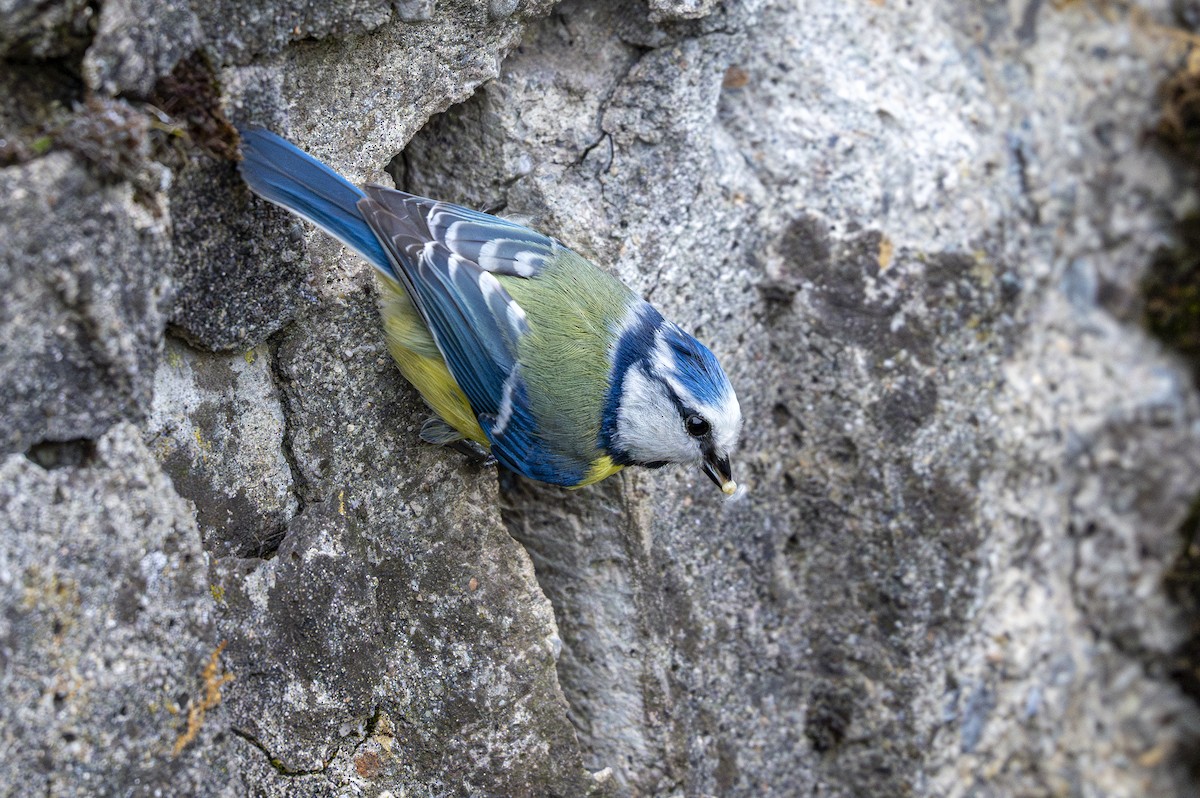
left=378, top=277, right=489, bottom=446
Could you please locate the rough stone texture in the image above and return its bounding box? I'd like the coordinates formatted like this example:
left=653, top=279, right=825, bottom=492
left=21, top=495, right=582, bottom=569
left=166, top=0, right=558, bottom=349
left=166, top=151, right=311, bottom=351
left=224, top=0, right=558, bottom=186
left=83, top=0, right=201, bottom=97
left=413, top=0, right=1200, bottom=795
left=146, top=336, right=296, bottom=558
left=0, top=423, right=236, bottom=796
left=204, top=275, right=598, bottom=795
left=0, top=0, right=94, bottom=61
left=3, top=0, right=1200, bottom=796
left=0, top=151, right=172, bottom=455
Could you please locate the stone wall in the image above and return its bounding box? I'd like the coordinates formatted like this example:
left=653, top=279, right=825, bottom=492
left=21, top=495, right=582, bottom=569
left=3, top=1, right=1199, bottom=795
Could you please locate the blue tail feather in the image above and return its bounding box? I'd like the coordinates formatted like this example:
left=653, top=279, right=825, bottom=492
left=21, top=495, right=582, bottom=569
left=237, top=127, right=391, bottom=272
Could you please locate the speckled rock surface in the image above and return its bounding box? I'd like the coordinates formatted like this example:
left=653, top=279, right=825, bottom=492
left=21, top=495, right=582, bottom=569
left=0, top=0, right=94, bottom=60
left=0, top=151, right=172, bottom=455
left=146, top=336, right=296, bottom=558
left=166, top=150, right=310, bottom=351
left=0, top=423, right=237, bottom=796
left=3, top=0, right=1200, bottom=795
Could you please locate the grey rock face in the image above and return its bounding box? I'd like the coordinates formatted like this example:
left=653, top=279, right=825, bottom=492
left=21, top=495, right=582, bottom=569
left=0, top=152, right=171, bottom=455
left=0, top=424, right=234, bottom=796
left=83, top=0, right=202, bottom=97
left=147, top=336, right=296, bottom=558
left=2, top=0, right=1200, bottom=796
left=167, top=153, right=310, bottom=351
left=0, top=0, right=94, bottom=60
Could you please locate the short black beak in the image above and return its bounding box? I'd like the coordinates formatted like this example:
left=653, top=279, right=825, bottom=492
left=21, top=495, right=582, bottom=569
left=701, top=452, right=737, bottom=495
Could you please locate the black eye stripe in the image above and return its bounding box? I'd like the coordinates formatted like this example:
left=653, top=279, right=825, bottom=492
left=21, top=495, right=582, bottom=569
left=647, top=363, right=686, bottom=414
left=644, top=363, right=710, bottom=438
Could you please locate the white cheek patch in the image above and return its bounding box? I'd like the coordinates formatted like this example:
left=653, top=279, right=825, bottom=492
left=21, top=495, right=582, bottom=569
left=614, top=368, right=700, bottom=465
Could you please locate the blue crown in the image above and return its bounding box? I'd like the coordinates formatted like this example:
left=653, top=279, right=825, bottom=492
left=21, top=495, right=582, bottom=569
left=659, top=323, right=731, bottom=407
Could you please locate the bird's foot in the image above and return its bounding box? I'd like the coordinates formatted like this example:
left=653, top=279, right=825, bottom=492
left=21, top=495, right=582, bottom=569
left=448, top=439, right=496, bottom=468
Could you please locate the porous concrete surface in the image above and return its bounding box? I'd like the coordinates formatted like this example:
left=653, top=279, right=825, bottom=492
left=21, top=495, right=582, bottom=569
left=3, top=0, right=1200, bottom=796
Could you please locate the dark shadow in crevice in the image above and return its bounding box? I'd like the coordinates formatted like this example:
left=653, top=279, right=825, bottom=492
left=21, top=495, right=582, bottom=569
left=1162, top=492, right=1200, bottom=785
left=24, top=438, right=98, bottom=470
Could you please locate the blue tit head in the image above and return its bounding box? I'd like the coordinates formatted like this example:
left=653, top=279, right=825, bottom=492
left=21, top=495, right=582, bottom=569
left=604, top=306, right=743, bottom=494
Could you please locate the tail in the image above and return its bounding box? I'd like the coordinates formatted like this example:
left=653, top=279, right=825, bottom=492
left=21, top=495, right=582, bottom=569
left=237, top=127, right=391, bottom=272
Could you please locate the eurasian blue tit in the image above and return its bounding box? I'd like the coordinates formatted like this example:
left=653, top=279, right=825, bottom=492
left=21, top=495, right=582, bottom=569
left=237, top=127, right=742, bottom=495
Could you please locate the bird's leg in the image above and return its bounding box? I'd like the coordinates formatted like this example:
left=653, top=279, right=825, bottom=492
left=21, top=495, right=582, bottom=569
left=420, top=417, right=495, bottom=467
left=448, top=440, right=497, bottom=468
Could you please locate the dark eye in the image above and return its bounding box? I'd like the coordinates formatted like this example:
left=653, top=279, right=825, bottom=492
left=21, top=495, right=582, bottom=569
left=685, top=414, right=710, bottom=438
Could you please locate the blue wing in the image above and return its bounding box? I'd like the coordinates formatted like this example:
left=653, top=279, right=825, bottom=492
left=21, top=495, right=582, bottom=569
left=402, top=196, right=557, bottom=278
left=237, top=127, right=391, bottom=272
left=358, top=187, right=586, bottom=486
left=238, top=128, right=586, bottom=485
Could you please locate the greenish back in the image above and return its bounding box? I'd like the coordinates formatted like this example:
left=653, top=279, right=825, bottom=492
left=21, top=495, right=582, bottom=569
left=498, top=250, right=634, bottom=465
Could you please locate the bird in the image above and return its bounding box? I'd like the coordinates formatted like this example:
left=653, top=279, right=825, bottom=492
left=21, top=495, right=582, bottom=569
left=237, top=127, right=743, bottom=495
